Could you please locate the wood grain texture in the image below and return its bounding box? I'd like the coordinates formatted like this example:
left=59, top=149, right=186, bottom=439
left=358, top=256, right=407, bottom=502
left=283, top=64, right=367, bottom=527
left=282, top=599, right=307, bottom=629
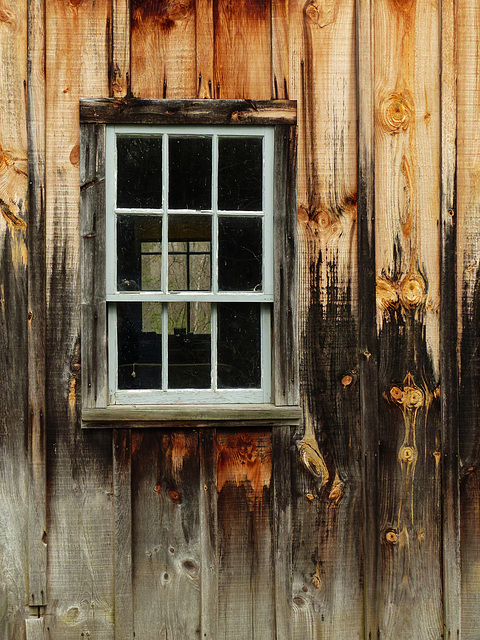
left=213, top=0, right=271, bottom=99
left=111, top=0, right=131, bottom=97
left=289, top=0, right=363, bottom=637
left=45, top=0, right=114, bottom=637
left=271, top=0, right=289, bottom=99
left=27, top=0, right=47, bottom=608
left=195, top=0, right=214, bottom=97
left=457, top=0, right=480, bottom=636
left=374, top=0, right=443, bottom=636
left=0, top=0, right=29, bottom=635
left=25, top=617, right=47, bottom=640
left=130, top=0, right=197, bottom=98
left=131, top=431, right=202, bottom=639
left=216, top=431, right=275, bottom=640
left=440, top=0, right=461, bottom=636
left=113, top=429, right=133, bottom=640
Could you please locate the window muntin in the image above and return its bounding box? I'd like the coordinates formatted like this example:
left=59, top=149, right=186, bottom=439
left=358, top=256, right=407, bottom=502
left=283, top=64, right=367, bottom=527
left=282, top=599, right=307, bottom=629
left=105, top=125, right=274, bottom=405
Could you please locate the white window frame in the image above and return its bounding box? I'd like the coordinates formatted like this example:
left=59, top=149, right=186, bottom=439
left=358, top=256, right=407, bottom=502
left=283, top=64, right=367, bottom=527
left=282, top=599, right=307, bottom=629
left=80, top=98, right=299, bottom=427
left=105, top=125, right=274, bottom=405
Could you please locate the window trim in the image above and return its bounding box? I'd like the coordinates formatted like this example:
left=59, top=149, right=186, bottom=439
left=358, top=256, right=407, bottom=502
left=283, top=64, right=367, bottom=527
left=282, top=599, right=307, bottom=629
left=80, top=99, right=299, bottom=427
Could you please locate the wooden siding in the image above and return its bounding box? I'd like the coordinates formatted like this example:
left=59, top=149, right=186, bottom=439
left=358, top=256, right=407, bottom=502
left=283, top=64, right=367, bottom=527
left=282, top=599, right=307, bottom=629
left=0, top=0, right=478, bottom=638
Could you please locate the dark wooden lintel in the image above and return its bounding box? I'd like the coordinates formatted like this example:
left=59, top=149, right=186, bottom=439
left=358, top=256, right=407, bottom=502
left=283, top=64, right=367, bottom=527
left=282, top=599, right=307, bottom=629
left=80, top=98, right=297, bottom=125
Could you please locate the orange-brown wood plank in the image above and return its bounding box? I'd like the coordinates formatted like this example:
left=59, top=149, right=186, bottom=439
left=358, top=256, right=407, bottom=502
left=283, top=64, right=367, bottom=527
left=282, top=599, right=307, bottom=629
left=288, top=0, right=362, bottom=637
left=0, top=0, right=30, bottom=635
left=216, top=431, right=275, bottom=640
left=45, top=0, right=114, bottom=637
left=374, top=0, right=443, bottom=636
left=213, top=0, right=271, bottom=99
left=130, top=0, right=197, bottom=98
left=457, top=0, right=480, bottom=636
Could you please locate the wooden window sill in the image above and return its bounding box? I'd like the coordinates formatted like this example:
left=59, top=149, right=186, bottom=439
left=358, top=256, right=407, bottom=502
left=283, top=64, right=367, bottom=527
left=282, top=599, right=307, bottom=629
left=82, top=404, right=301, bottom=428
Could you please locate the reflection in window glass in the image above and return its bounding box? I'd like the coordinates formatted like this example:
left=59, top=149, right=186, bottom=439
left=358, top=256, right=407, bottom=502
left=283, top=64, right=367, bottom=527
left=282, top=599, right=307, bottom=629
left=117, top=137, right=162, bottom=208
left=168, top=215, right=211, bottom=291
left=218, top=138, right=263, bottom=211
left=168, top=302, right=211, bottom=389
left=217, top=303, right=261, bottom=388
left=117, top=302, right=162, bottom=389
left=117, top=215, right=162, bottom=291
left=218, top=217, right=262, bottom=291
left=169, top=137, right=212, bottom=210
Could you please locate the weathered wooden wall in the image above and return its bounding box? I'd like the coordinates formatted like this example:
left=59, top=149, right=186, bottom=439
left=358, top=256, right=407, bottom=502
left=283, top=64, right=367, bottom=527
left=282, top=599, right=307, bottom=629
left=0, top=0, right=479, bottom=638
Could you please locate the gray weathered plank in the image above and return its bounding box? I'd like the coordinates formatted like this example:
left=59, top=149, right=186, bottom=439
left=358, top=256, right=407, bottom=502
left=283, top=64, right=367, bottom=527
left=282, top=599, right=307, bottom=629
left=131, top=431, right=202, bottom=639
left=199, top=429, right=218, bottom=640
left=113, top=429, right=133, bottom=640
left=27, top=0, right=47, bottom=606
left=25, top=617, right=47, bottom=640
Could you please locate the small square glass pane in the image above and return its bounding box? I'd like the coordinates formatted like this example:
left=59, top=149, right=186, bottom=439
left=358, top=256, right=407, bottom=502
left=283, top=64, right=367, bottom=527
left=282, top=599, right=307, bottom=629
left=218, top=216, right=262, bottom=291
left=169, top=137, right=212, bottom=210
left=168, top=215, right=211, bottom=291
left=217, top=303, right=261, bottom=388
left=117, top=302, right=162, bottom=389
left=168, top=302, right=211, bottom=389
left=117, top=215, right=162, bottom=291
left=218, top=137, right=263, bottom=211
left=117, top=137, right=162, bottom=209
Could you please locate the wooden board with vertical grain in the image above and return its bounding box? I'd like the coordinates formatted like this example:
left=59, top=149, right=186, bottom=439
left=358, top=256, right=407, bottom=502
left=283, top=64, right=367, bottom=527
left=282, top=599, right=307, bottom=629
left=374, top=0, right=443, bottom=636
left=44, top=0, right=114, bottom=637
left=217, top=431, right=275, bottom=640
left=27, top=0, right=47, bottom=609
left=130, top=0, right=197, bottom=98
left=131, top=431, right=202, bottom=639
left=288, top=0, right=363, bottom=637
left=0, top=0, right=29, bottom=635
left=457, top=1, right=480, bottom=636
left=213, top=0, right=271, bottom=99
left=111, top=0, right=131, bottom=97
left=195, top=0, right=214, bottom=98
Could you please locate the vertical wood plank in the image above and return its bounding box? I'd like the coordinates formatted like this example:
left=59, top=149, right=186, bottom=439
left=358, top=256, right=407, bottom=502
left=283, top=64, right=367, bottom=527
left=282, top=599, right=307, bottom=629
left=374, top=0, right=443, bottom=636
left=199, top=429, right=218, bottom=640
left=45, top=0, right=114, bottom=637
left=25, top=617, right=47, bottom=640
left=272, top=426, right=292, bottom=640
left=216, top=431, right=274, bottom=640
left=113, top=429, right=133, bottom=640
left=288, top=0, right=363, bottom=637
left=457, top=0, right=480, bottom=636
left=195, top=0, right=214, bottom=98
left=27, top=0, right=47, bottom=608
left=130, top=0, right=197, bottom=98
left=356, top=0, right=379, bottom=636
left=0, top=0, right=29, bottom=635
left=80, top=123, right=108, bottom=410
left=440, top=0, right=461, bottom=636
left=131, top=431, right=202, bottom=639
left=213, top=0, right=271, bottom=99
left=271, top=0, right=289, bottom=99
left=111, top=0, right=131, bottom=97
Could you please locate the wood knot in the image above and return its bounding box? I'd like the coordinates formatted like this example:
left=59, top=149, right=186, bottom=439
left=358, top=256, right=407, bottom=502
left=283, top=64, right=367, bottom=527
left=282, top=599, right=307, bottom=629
left=390, top=386, right=403, bottom=402
left=168, top=488, right=182, bottom=504
left=376, top=277, right=399, bottom=312
left=404, top=386, right=423, bottom=409
left=305, top=0, right=338, bottom=28
left=399, top=445, right=417, bottom=463
left=341, top=374, right=353, bottom=387
left=386, top=530, right=398, bottom=544
left=400, top=274, right=425, bottom=308
left=378, top=92, right=414, bottom=135
left=0, top=8, right=15, bottom=24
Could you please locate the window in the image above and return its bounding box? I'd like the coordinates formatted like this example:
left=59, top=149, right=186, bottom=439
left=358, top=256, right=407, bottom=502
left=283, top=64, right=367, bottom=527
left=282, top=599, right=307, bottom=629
left=80, top=99, right=299, bottom=425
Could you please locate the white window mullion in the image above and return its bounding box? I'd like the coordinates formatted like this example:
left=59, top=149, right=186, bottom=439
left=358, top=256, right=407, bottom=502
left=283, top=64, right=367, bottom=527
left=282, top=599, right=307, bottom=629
left=211, top=303, right=217, bottom=391
left=108, top=304, right=118, bottom=403
left=161, top=303, right=168, bottom=391
left=212, top=134, right=219, bottom=294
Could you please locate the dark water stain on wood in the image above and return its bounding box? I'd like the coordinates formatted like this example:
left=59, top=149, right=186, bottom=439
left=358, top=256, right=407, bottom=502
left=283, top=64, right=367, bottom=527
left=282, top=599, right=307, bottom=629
left=132, top=0, right=193, bottom=29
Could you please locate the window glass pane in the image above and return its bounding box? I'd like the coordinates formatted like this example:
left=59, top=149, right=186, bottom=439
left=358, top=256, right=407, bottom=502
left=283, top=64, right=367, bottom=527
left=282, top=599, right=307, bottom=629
left=169, top=137, right=212, bottom=210
left=218, top=137, right=262, bottom=211
left=218, top=216, right=262, bottom=291
left=168, top=302, right=211, bottom=389
left=217, top=303, right=261, bottom=388
left=117, top=137, right=162, bottom=208
left=117, top=215, right=162, bottom=291
left=117, top=302, right=162, bottom=389
left=168, top=215, right=211, bottom=291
